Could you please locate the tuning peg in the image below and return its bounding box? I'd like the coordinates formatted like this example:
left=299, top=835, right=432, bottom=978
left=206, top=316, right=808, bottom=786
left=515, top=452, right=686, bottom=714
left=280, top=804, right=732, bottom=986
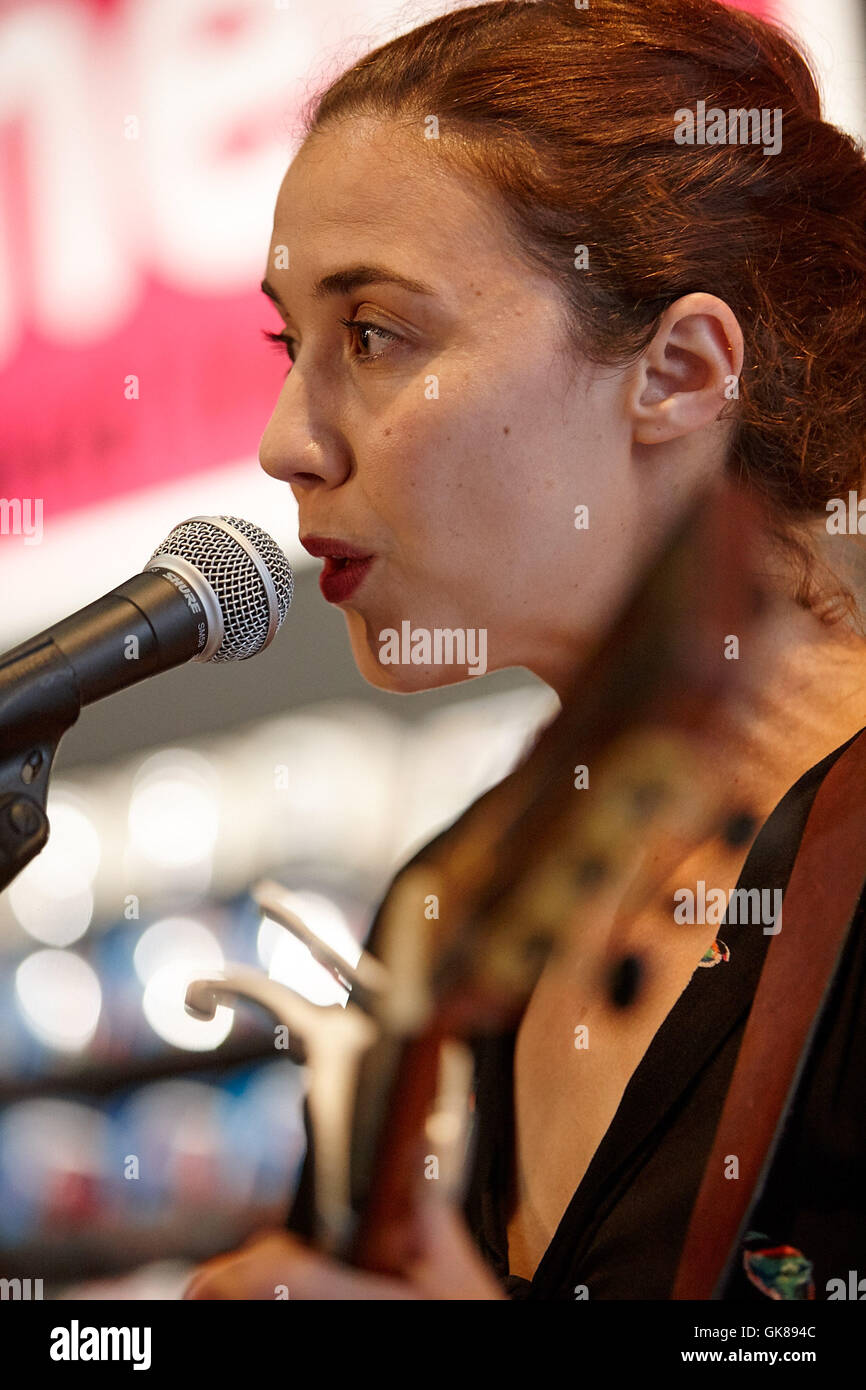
left=185, top=962, right=336, bottom=1034
left=251, top=878, right=389, bottom=1007
left=185, top=962, right=379, bottom=1255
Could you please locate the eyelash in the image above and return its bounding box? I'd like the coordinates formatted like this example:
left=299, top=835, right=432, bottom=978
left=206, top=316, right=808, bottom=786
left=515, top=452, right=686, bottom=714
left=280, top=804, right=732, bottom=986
left=260, top=317, right=401, bottom=366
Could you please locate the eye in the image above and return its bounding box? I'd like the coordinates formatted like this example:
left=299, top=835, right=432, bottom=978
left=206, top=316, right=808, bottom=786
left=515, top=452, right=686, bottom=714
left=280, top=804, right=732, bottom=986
left=261, top=327, right=297, bottom=365
left=337, top=316, right=401, bottom=362
left=260, top=317, right=402, bottom=368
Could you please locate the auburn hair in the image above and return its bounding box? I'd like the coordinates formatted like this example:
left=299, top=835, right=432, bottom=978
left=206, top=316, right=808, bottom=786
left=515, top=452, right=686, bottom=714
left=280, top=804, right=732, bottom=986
left=301, top=0, right=866, bottom=619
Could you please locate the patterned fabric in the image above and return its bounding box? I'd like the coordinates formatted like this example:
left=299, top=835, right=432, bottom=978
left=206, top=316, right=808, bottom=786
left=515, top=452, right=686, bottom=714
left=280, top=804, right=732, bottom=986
left=742, top=1233, right=815, bottom=1300
left=698, top=938, right=730, bottom=967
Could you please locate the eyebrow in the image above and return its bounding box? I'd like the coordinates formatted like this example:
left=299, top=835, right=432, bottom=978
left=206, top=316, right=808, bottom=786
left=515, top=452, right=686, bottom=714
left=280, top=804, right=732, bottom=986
left=260, top=265, right=436, bottom=309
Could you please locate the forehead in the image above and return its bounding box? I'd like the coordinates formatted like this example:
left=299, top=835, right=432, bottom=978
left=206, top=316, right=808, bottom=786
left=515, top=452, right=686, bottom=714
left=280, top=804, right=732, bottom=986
left=267, top=117, right=550, bottom=311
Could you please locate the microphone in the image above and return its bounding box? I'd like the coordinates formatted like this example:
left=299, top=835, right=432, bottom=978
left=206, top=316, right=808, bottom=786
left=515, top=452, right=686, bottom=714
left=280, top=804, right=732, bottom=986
left=0, top=514, right=294, bottom=891
left=0, top=514, right=294, bottom=738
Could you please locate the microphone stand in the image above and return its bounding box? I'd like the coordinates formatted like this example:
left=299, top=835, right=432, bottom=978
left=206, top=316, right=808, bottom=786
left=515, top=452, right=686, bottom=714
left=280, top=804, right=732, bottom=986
left=0, top=637, right=81, bottom=893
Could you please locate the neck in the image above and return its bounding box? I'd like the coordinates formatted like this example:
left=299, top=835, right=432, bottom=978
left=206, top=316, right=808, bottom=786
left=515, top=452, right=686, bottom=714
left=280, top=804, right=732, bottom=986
left=712, top=584, right=866, bottom=822
left=546, top=523, right=866, bottom=821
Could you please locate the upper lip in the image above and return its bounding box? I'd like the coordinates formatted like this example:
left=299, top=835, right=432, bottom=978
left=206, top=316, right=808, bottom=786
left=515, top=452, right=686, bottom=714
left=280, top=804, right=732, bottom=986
left=300, top=535, right=375, bottom=560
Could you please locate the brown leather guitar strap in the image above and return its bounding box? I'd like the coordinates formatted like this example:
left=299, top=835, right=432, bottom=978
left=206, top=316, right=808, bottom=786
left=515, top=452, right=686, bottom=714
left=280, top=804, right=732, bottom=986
left=672, top=725, right=866, bottom=1299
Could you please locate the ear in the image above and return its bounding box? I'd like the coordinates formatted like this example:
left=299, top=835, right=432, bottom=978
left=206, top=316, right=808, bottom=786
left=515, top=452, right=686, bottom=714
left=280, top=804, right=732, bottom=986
left=627, top=293, right=744, bottom=445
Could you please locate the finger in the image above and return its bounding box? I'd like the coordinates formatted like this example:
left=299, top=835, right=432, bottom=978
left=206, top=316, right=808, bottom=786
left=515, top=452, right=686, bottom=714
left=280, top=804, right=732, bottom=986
left=184, top=1229, right=419, bottom=1301
left=406, top=1194, right=507, bottom=1300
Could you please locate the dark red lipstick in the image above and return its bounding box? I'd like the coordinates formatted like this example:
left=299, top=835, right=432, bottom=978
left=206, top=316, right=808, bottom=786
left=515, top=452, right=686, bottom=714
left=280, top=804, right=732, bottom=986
left=301, top=536, right=376, bottom=603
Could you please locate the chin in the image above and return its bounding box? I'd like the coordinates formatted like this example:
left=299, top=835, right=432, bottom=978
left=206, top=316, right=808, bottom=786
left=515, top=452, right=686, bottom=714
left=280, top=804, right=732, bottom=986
left=345, top=614, right=490, bottom=694
left=354, top=648, right=486, bottom=694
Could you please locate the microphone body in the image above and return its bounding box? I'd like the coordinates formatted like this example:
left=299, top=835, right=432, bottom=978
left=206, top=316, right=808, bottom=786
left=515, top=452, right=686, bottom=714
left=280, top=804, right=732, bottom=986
left=1, top=570, right=205, bottom=718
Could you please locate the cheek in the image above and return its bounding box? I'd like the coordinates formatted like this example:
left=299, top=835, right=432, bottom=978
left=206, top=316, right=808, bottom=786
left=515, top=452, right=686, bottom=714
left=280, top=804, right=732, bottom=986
left=362, top=415, right=476, bottom=555
left=365, top=370, right=602, bottom=586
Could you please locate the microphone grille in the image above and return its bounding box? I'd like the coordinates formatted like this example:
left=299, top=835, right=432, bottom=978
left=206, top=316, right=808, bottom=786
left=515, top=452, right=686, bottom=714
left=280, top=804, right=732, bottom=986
left=148, top=515, right=294, bottom=662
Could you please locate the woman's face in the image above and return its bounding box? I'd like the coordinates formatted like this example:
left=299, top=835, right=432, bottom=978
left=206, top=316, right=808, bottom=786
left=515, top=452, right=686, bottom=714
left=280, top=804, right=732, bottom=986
left=259, top=118, right=678, bottom=695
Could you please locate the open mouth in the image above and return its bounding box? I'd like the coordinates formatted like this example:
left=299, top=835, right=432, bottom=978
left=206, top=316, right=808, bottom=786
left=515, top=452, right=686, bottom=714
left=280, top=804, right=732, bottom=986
left=300, top=538, right=375, bottom=601
left=324, top=555, right=368, bottom=573
left=318, top=554, right=375, bottom=602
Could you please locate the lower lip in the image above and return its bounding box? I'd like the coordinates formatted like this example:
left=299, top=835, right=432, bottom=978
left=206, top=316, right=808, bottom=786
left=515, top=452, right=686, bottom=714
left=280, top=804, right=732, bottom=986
left=318, top=556, right=375, bottom=603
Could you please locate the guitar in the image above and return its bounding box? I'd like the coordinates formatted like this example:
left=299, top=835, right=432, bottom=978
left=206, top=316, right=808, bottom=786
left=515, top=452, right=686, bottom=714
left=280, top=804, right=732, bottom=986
left=186, top=476, right=770, bottom=1281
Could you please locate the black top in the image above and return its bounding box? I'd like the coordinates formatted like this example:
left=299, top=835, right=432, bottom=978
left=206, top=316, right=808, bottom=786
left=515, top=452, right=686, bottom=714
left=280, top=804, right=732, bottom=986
left=287, top=729, right=866, bottom=1300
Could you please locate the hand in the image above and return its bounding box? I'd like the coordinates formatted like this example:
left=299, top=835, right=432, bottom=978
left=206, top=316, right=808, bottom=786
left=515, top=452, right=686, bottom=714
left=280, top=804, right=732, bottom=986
left=183, top=1195, right=506, bottom=1301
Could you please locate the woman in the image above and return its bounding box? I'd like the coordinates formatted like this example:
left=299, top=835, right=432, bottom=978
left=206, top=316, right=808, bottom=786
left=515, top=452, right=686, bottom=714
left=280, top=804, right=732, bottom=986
left=186, top=0, right=866, bottom=1299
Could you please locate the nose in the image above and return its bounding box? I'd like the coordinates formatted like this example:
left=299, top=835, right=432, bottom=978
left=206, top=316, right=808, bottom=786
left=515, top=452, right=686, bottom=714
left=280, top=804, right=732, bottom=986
left=258, top=373, right=351, bottom=493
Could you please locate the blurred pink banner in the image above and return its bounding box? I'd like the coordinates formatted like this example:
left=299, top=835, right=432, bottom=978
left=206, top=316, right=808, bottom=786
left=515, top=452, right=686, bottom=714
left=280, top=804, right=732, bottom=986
left=0, top=0, right=789, bottom=522
left=0, top=0, right=302, bottom=519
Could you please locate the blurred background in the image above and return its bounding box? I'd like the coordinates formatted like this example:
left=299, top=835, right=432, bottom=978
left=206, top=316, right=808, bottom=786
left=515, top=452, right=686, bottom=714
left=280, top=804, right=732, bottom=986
left=0, top=0, right=864, bottom=1299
